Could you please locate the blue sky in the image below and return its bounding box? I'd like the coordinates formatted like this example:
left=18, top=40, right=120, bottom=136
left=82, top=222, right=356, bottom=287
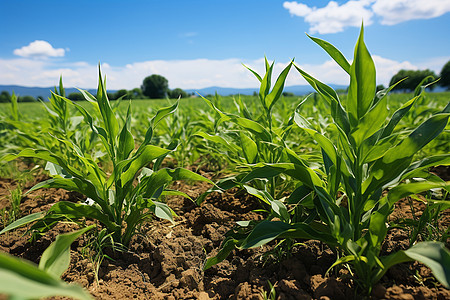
left=1, top=0, right=449, bottom=90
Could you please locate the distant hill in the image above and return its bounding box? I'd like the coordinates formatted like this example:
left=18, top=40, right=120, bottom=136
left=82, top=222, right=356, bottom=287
left=0, top=84, right=349, bottom=100
left=0, top=85, right=101, bottom=99
left=184, top=84, right=348, bottom=96
left=2, top=83, right=447, bottom=100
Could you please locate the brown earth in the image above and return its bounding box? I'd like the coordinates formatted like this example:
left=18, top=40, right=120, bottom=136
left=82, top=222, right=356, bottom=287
left=0, top=166, right=449, bottom=300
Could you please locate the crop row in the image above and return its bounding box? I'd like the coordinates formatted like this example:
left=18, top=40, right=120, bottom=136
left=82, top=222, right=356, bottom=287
left=0, top=25, right=449, bottom=299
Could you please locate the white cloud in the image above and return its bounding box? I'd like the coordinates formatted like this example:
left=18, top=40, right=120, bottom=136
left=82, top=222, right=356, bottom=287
left=283, top=1, right=374, bottom=34
left=371, top=55, right=417, bottom=85
left=372, top=0, right=450, bottom=25
left=0, top=55, right=444, bottom=90
left=282, top=2, right=312, bottom=17
left=13, top=40, right=65, bottom=58
left=284, top=1, right=450, bottom=33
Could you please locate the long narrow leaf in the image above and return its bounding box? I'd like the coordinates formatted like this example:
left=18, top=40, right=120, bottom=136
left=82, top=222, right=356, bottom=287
left=39, top=225, right=95, bottom=277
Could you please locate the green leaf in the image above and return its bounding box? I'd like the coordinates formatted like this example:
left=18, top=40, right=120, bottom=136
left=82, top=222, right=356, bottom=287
left=203, top=238, right=240, bottom=270
left=243, top=64, right=262, bottom=82
left=240, top=220, right=293, bottom=249
left=26, top=177, right=101, bottom=204
left=34, top=202, right=119, bottom=233
left=2, top=149, right=83, bottom=179
left=347, top=24, right=376, bottom=125
left=351, top=94, right=388, bottom=146
left=364, top=113, right=450, bottom=194
left=10, top=92, right=19, bottom=121
left=39, top=225, right=95, bottom=277
left=235, top=117, right=271, bottom=142
left=117, top=103, right=135, bottom=161
left=240, top=165, right=283, bottom=183
left=240, top=220, right=335, bottom=249
left=401, top=154, right=450, bottom=180
left=380, top=96, right=417, bottom=139
left=151, top=100, right=179, bottom=127
left=368, top=210, right=388, bottom=249
left=148, top=200, right=176, bottom=224
left=387, top=181, right=450, bottom=207
left=240, top=132, right=258, bottom=164
left=265, top=61, right=293, bottom=111
left=377, top=242, right=450, bottom=288
left=307, top=34, right=350, bottom=74
left=242, top=185, right=289, bottom=222
left=241, top=163, right=323, bottom=190
left=96, top=68, right=119, bottom=147
left=259, top=58, right=273, bottom=104
left=140, top=168, right=213, bottom=200
left=293, top=63, right=350, bottom=134
left=0, top=252, right=92, bottom=300
left=120, top=145, right=171, bottom=186
left=295, top=121, right=337, bottom=165
left=326, top=255, right=358, bottom=275
left=0, top=212, right=45, bottom=235
left=194, top=132, right=240, bottom=153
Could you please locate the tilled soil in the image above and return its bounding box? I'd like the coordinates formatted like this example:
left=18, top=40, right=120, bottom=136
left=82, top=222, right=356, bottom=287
left=0, top=167, right=449, bottom=300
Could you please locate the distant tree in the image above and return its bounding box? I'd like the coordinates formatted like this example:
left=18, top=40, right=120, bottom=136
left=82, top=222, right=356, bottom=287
left=389, top=69, right=437, bottom=91
left=37, top=96, right=45, bottom=102
left=115, top=89, right=128, bottom=100
left=107, top=92, right=116, bottom=100
left=18, top=95, right=36, bottom=102
left=128, top=88, right=144, bottom=99
left=141, top=74, right=169, bottom=99
left=68, top=92, right=85, bottom=101
left=168, top=88, right=188, bottom=99
left=376, top=84, right=386, bottom=92
left=0, top=91, right=11, bottom=103
left=282, top=91, right=294, bottom=97
left=439, top=60, right=450, bottom=90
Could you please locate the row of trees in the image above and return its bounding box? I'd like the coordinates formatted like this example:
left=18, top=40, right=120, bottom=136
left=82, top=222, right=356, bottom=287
left=67, top=75, right=191, bottom=101
left=388, top=60, right=450, bottom=92
left=1, top=61, right=450, bottom=103
left=0, top=91, right=42, bottom=103
left=0, top=74, right=190, bottom=103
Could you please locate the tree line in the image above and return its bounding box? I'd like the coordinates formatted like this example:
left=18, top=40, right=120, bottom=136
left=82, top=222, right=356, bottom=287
left=1, top=61, right=450, bottom=103
left=0, top=74, right=192, bottom=103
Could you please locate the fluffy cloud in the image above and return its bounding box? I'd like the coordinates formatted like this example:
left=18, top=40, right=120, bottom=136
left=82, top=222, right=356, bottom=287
left=0, top=55, right=438, bottom=90
left=372, top=0, right=450, bottom=25
left=13, top=40, right=65, bottom=58
left=283, top=1, right=374, bottom=34
left=284, top=0, right=450, bottom=33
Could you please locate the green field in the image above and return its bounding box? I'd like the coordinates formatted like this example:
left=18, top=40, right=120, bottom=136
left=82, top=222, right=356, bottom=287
left=1, top=27, right=449, bottom=299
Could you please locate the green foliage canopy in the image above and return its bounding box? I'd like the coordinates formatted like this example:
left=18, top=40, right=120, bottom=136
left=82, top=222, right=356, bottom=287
left=141, top=74, right=169, bottom=99
left=389, top=69, right=437, bottom=91
left=168, top=88, right=188, bottom=99
left=439, top=60, right=450, bottom=90
left=0, top=91, right=11, bottom=103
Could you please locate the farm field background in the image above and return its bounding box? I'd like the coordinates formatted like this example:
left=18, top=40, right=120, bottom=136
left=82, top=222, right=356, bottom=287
left=0, top=82, right=449, bottom=299
left=1, top=91, right=449, bottom=160
left=1, top=1, right=450, bottom=299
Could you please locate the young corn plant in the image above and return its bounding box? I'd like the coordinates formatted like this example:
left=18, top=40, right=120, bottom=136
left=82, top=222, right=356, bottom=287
left=204, top=25, right=450, bottom=294
left=0, top=68, right=212, bottom=248
left=195, top=59, right=314, bottom=203
left=0, top=226, right=94, bottom=300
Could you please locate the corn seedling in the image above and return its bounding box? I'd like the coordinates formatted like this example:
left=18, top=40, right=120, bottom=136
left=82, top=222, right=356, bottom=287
left=0, top=226, right=94, bottom=300
left=204, top=25, right=450, bottom=294
left=195, top=59, right=316, bottom=209
left=0, top=68, right=212, bottom=248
